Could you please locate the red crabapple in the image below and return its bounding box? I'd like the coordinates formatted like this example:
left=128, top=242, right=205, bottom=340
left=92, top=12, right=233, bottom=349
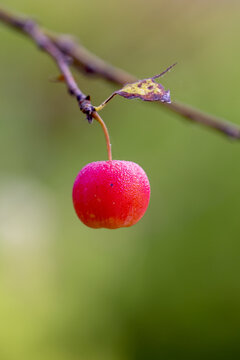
left=72, top=160, right=150, bottom=229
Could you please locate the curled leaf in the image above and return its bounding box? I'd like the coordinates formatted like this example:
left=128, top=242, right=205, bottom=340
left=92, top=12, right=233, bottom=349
left=116, top=78, right=171, bottom=103
left=94, top=63, right=176, bottom=111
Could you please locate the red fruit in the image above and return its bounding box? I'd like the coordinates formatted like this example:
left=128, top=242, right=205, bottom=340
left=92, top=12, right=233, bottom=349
left=72, top=160, right=150, bottom=229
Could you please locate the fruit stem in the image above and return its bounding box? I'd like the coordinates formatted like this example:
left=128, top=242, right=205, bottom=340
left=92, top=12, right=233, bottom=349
left=92, top=112, right=112, bottom=161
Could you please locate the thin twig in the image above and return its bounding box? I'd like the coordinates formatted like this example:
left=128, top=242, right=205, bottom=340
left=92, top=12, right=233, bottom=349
left=0, top=8, right=96, bottom=123
left=1, top=8, right=240, bottom=139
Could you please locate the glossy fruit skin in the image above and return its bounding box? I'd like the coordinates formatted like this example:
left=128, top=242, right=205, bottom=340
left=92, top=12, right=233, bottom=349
left=72, top=160, right=150, bottom=229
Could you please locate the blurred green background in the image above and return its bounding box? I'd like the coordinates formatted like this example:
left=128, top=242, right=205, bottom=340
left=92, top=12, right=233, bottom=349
left=1, top=0, right=240, bottom=359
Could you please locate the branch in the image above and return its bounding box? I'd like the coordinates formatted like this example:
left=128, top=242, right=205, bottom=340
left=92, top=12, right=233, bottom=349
left=1, top=8, right=240, bottom=140
left=0, top=8, right=97, bottom=123
left=49, top=34, right=240, bottom=140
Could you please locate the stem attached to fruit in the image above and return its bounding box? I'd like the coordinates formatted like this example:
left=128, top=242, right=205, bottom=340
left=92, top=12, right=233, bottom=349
left=92, top=112, right=112, bottom=161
